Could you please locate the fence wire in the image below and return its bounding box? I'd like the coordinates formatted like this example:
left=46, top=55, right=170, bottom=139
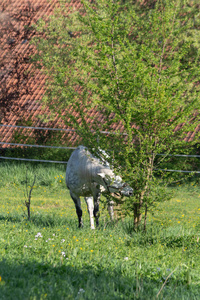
left=1, top=124, right=200, bottom=172
left=0, top=156, right=68, bottom=164
left=0, top=142, right=76, bottom=150
left=0, top=124, right=76, bottom=132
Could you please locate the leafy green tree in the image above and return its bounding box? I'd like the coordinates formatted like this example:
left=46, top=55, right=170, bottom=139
left=33, top=0, right=200, bottom=229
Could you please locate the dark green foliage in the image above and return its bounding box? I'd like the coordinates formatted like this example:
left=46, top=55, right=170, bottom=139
left=3, top=146, right=72, bottom=162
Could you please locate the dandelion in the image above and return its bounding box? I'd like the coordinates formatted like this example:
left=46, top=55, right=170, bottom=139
left=91, top=250, right=94, bottom=252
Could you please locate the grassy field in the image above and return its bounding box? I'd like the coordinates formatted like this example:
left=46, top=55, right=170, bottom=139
left=0, top=161, right=199, bottom=299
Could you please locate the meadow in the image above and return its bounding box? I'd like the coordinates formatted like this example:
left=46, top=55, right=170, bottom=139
left=0, top=161, right=199, bottom=299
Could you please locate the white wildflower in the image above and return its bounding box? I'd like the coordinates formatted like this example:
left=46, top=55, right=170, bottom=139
left=61, top=239, right=65, bottom=243
left=124, top=257, right=129, bottom=261
left=78, top=288, right=85, bottom=294
left=61, top=251, right=66, bottom=257
left=35, top=232, right=43, bottom=238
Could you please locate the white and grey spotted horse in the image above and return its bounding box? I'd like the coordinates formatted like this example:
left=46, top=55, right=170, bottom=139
left=65, top=145, right=133, bottom=229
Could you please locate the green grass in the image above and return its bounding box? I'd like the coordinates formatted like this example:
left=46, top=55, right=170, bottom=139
left=0, top=161, right=199, bottom=299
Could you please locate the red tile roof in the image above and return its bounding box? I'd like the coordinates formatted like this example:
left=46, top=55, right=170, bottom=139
left=0, top=0, right=84, bottom=147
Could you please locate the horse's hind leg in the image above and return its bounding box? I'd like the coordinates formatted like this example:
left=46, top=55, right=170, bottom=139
left=70, top=192, right=83, bottom=228
left=107, top=197, right=114, bottom=221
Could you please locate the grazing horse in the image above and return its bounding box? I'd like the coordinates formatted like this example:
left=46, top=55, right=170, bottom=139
left=66, top=145, right=133, bottom=229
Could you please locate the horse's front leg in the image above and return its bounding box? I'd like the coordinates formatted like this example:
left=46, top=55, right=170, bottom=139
left=85, top=197, right=95, bottom=229
left=93, top=191, right=101, bottom=228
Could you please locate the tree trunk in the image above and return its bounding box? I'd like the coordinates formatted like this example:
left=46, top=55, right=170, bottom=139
left=133, top=202, right=142, bottom=228
left=143, top=204, right=148, bottom=231
left=133, top=154, right=154, bottom=229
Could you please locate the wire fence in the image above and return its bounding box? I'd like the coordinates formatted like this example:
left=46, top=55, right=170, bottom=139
left=0, top=124, right=76, bottom=132
left=0, top=156, right=68, bottom=164
left=0, top=124, right=76, bottom=163
left=1, top=124, right=200, bottom=173
left=154, top=168, right=200, bottom=174
left=0, top=142, right=76, bottom=150
left=0, top=124, right=128, bottom=136
left=156, top=153, right=200, bottom=158
left=1, top=154, right=200, bottom=174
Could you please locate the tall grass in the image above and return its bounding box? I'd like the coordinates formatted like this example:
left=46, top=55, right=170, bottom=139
left=0, top=161, right=199, bottom=299
left=0, top=161, right=66, bottom=187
